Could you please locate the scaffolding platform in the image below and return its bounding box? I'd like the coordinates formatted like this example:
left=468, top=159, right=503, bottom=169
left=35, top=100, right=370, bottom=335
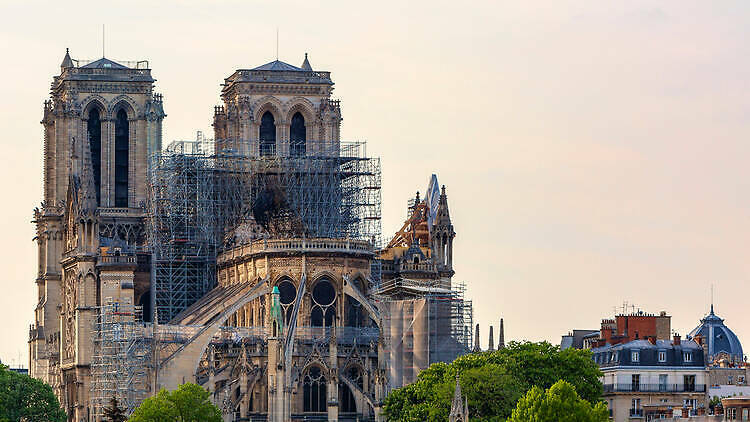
left=148, top=141, right=382, bottom=323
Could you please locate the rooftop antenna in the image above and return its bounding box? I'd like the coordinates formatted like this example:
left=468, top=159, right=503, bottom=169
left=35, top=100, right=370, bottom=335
left=711, top=283, right=714, bottom=314
left=276, top=27, right=279, bottom=60
left=102, top=24, right=105, bottom=58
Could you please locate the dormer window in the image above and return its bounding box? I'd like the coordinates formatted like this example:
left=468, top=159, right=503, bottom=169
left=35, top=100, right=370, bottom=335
left=683, top=352, right=693, bottom=363
left=631, top=350, right=640, bottom=363
left=658, top=350, right=667, bottom=363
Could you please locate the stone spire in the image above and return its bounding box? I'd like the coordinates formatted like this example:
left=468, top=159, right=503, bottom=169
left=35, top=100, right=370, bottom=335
left=61, top=48, right=73, bottom=70
left=473, top=324, right=480, bottom=352
left=437, top=185, right=451, bottom=224
left=449, top=373, right=469, bottom=422
left=301, top=52, right=312, bottom=71
left=78, top=135, right=98, bottom=216
left=498, top=318, right=505, bottom=349
left=488, top=326, right=495, bottom=351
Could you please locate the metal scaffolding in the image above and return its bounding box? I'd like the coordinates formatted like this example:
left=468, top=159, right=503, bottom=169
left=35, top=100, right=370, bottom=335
left=148, top=141, right=382, bottom=323
left=372, top=279, right=473, bottom=390
left=90, top=303, right=153, bottom=418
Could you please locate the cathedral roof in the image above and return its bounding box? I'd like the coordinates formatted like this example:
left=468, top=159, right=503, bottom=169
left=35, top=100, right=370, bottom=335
left=223, top=54, right=333, bottom=92
left=688, top=305, right=744, bottom=360
left=81, top=57, right=130, bottom=69
left=252, top=60, right=304, bottom=71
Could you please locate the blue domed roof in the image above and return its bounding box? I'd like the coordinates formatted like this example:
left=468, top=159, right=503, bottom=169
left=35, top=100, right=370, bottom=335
left=688, top=305, right=744, bottom=361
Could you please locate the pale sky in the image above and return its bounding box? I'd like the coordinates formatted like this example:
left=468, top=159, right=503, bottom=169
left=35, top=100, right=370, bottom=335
left=2, top=1, right=749, bottom=366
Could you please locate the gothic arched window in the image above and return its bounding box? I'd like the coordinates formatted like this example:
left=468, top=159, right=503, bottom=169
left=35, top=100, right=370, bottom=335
left=339, top=365, right=362, bottom=413
left=290, top=112, right=306, bottom=157
left=303, top=366, right=327, bottom=413
left=114, top=109, right=129, bottom=207
left=87, top=108, right=101, bottom=205
left=277, top=279, right=297, bottom=325
left=311, top=278, right=336, bottom=327
left=259, top=111, right=276, bottom=156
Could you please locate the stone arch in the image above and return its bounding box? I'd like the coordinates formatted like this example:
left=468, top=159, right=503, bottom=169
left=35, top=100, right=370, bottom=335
left=252, top=97, right=284, bottom=123
left=81, top=96, right=107, bottom=118
left=107, top=96, right=138, bottom=120
left=271, top=271, right=297, bottom=286
left=285, top=98, right=316, bottom=124
left=156, top=281, right=270, bottom=391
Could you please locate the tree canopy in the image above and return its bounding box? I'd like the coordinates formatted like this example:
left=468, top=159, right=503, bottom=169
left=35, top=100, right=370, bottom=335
left=508, top=380, right=609, bottom=422
left=382, top=341, right=603, bottom=421
left=0, top=364, right=66, bottom=422
left=102, top=395, right=127, bottom=422
left=129, top=383, right=222, bottom=422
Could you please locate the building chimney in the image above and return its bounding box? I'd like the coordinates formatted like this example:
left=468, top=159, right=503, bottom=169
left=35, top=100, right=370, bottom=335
left=648, top=336, right=656, bottom=345
left=673, top=334, right=681, bottom=345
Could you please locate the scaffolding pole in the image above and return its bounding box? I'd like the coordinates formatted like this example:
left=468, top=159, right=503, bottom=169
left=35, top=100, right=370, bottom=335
left=148, top=140, right=382, bottom=323
left=90, top=302, right=153, bottom=418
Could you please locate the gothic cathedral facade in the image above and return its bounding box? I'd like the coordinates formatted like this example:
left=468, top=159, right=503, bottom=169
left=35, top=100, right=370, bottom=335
left=29, top=50, right=165, bottom=420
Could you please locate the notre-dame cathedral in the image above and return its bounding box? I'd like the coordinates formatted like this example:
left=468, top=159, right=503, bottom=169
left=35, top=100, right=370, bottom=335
left=29, top=49, right=471, bottom=422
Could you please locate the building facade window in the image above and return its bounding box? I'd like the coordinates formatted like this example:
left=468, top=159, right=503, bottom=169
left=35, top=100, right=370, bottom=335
left=260, top=111, right=276, bottom=156
left=87, top=108, right=101, bottom=205
left=114, top=109, right=129, bottom=207
left=303, top=366, right=327, bottom=413
left=683, top=375, right=696, bottom=392
left=631, top=374, right=640, bottom=392
left=659, top=374, right=667, bottom=392
left=290, top=112, right=306, bottom=157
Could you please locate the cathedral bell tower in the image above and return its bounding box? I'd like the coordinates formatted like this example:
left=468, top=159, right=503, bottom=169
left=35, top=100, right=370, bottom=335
left=30, top=48, right=165, bottom=421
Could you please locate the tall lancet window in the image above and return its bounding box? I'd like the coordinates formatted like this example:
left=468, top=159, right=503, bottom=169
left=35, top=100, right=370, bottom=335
left=87, top=108, right=101, bottom=205
left=114, top=109, right=129, bottom=207
left=290, top=112, right=306, bottom=156
left=259, top=111, right=276, bottom=156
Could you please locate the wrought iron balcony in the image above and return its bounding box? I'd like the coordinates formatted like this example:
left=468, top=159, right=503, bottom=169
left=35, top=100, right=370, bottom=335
left=629, top=408, right=643, bottom=417
left=604, top=383, right=705, bottom=393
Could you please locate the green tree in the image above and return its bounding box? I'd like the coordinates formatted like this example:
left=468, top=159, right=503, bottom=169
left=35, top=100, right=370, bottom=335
left=382, top=341, right=603, bottom=422
left=102, top=395, right=127, bottom=422
left=129, top=383, right=221, bottom=422
left=0, top=364, right=66, bottom=422
left=507, top=380, right=608, bottom=422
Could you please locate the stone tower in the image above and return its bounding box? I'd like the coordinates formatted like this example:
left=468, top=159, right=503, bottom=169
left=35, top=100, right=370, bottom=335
left=213, top=54, right=342, bottom=157
left=29, top=49, right=164, bottom=420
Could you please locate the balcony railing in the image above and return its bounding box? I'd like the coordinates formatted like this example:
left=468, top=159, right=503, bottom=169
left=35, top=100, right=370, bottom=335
left=604, top=383, right=705, bottom=393
left=629, top=408, right=643, bottom=417
left=219, top=238, right=374, bottom=263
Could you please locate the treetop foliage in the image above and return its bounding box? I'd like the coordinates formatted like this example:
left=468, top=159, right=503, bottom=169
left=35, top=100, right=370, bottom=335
left=382, top=341, right=603, bottom=422
left=129, top=382, right=222, bottom=422
left=0, top=363, right=66, bottom=422
left=508, top=380, right=609, bottom=422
